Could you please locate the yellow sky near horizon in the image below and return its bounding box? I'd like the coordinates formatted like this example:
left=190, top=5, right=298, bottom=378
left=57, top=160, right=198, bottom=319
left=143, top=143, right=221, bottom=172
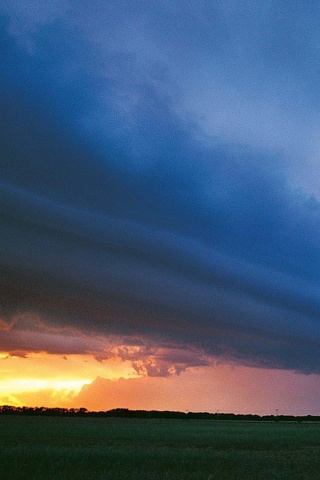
left=0, top=351, right=139, bottom=407
left=2, top=349, right=320, bottom=416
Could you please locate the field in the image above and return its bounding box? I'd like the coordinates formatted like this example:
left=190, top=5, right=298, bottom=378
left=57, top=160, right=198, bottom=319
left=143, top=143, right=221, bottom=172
left=2, top=416, right=320, bottom=479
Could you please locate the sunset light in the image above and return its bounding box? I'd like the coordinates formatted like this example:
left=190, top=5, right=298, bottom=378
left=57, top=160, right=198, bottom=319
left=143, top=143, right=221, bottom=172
left=2, top=0, right=320, bottom=418
left=0, top=350, right=140, bottom=407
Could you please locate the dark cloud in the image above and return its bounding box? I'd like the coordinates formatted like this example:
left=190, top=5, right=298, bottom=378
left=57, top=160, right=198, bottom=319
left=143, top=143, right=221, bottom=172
left=0, top=312, right=209, bottom=376
left=1, top=3, right=320, bottom=375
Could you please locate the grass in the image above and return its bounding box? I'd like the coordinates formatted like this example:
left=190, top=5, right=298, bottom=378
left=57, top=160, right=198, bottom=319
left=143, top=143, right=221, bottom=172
left=2, top=416, right=320, bottom=479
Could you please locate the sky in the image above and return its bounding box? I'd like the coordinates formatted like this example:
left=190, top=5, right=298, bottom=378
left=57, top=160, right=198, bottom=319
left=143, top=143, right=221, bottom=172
left=1, top=0, right=320, bottom=415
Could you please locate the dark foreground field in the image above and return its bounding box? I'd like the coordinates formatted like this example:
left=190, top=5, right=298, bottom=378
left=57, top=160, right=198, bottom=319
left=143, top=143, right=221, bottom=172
left=2, top=416, right=320, bottom=479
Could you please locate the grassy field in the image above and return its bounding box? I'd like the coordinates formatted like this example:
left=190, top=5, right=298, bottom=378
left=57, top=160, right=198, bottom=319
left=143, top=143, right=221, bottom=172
left=1, top=416, right=320, bottom=479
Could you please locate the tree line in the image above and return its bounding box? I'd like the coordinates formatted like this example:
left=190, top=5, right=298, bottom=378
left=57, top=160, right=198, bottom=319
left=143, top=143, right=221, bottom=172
left=0, top=405, right=319, bottom=422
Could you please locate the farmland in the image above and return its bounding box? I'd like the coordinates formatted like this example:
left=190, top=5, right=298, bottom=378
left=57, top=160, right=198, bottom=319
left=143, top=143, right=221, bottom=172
left=1, top=415, right=320, bottom=479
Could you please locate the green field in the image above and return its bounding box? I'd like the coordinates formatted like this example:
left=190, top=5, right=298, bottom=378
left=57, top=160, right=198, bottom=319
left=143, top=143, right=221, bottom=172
left=2, top=416, right=320, bottom=479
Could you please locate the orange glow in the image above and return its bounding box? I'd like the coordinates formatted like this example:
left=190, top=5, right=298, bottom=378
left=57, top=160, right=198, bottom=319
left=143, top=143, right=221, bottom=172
left=0, top=350, right=139, bottom=407
left=73, top=365, right=320, bottom=416
left=2, top=349, right=320, bottom=415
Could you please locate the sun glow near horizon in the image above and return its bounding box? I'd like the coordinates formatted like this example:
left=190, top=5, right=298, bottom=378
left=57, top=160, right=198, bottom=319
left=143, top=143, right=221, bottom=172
left=0, top=350, right=140, bottom=407
left=2, top=348, right=320, bottom=416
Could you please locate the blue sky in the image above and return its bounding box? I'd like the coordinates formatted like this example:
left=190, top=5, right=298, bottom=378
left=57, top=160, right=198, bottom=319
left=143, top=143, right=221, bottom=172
left=1, top=1, right=320, bottom=386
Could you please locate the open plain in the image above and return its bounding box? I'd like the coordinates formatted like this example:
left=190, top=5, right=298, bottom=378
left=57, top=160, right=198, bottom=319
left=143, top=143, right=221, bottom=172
left=1, top=415, right=320, bottom=479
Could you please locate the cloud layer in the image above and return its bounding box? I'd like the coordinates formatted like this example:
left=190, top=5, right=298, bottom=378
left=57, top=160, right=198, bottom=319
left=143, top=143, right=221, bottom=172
left=1, top=1, right=320, bottom=375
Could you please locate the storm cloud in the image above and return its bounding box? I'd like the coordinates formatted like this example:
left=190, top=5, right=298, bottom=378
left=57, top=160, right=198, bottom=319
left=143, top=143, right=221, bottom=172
left=1, top=1, right=320, bottom=375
